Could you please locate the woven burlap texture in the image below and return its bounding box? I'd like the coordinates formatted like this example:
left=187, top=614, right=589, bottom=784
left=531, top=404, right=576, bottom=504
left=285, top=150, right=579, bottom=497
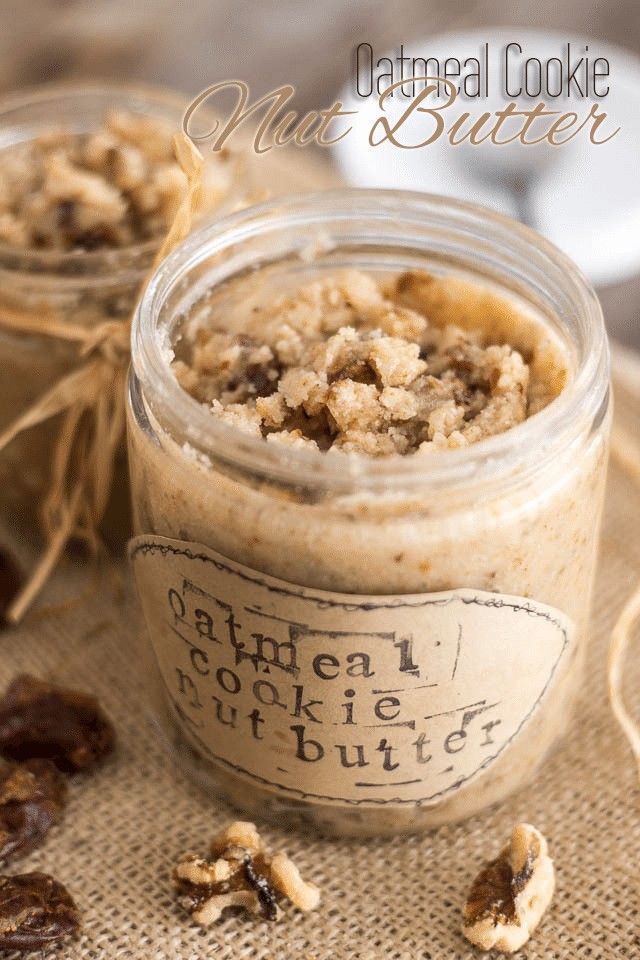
left=1, top=391, right=639, bottom=960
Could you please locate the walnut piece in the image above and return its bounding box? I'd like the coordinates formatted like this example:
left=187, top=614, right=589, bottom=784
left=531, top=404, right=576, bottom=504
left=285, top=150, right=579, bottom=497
left=174, top=820, right=320, bottom=926
left=462, top=823, right=555, bottom=953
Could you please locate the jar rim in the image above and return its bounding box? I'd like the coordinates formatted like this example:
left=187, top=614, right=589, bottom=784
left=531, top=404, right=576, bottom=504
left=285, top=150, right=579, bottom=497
left=0, top=79, right=190, bottom=276
left=131, top=188, right=610, bottom=492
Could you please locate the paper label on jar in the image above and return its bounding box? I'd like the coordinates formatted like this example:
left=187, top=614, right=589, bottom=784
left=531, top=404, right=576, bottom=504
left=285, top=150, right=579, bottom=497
left=129, top=535, right=575, bottom=808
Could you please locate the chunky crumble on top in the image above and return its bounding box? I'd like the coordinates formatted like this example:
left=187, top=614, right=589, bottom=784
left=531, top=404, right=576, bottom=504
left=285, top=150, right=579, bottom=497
left=172, top=269, right=541, bottom=457
left=0, top=111, right=231, bottom=252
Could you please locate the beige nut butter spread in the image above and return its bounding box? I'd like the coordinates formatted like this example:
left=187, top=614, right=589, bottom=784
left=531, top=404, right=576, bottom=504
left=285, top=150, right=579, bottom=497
left=170, top=269, right=566, bottom=454
left=129, top=266, right=607, bottom=835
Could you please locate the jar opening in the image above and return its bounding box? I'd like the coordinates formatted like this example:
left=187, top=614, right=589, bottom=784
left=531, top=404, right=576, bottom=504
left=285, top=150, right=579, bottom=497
left=132, top=189, right=609, bottom=493
left=0, top=81, right=190, bottom=282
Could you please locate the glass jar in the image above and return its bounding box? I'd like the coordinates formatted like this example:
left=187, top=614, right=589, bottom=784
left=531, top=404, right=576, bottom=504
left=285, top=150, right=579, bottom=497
left=128, top=190, right=610, bottom=837
left=0, top=81, right=239, bottom=541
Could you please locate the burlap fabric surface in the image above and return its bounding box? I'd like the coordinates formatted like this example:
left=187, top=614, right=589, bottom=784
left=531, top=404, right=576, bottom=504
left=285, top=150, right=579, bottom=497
left=0, top=367, right=639, bottom=960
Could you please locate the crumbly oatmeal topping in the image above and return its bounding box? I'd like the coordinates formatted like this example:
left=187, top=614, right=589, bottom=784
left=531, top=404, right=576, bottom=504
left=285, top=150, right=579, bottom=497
left=174, top=820, right=320, bottom=925
left=462, top=822, right=555, bottom=953
left=172, top=269, right=552, bottom=457
left=0, top=111, right=232, bottom=252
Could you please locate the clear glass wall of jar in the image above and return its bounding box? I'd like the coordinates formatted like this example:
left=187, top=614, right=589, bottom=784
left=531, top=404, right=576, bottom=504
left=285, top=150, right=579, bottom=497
left=128, top=190, right=611, bottom=837
left=0, top=81, right=238, bottom=542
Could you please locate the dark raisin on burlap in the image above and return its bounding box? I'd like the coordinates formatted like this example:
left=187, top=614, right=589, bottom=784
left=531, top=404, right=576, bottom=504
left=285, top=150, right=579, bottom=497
left=0, top=759, right=67, bottom=864
left=0, top=675, right=115, bottom=774
left=0, top=872, right=80, bottom=950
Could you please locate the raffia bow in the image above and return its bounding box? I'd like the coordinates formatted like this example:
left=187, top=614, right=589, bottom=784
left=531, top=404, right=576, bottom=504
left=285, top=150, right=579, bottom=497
left=0, top=133, right=205, bottom=623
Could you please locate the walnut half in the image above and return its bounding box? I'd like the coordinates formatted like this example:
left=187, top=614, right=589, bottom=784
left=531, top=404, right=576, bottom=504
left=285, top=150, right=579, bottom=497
left=462, top=823, right=555, bottom=953
left=174, top=821, right=320, bottom=926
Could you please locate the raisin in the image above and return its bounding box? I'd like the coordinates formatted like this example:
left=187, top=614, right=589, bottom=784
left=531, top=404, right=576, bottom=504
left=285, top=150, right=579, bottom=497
left=0, top=760, right=67, bottom=865
left=75, top=225, right=115, bottom=251
left=55, top=199, right=76, bottom=231
left=328, top=359, right=377, bottom=385
left=0, top=549, right=21, bottom=628
left=0, top=675, right=115, bottom=773
left=245, top=364, right=276, bottom=398
left=0, top=872, right=81, bottom=950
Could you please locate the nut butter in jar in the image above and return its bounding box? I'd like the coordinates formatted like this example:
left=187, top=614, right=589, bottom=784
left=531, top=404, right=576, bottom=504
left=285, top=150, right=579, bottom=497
left=128, top=191, right=610, bottom=838
left=0, top=81, right=237, bottom=538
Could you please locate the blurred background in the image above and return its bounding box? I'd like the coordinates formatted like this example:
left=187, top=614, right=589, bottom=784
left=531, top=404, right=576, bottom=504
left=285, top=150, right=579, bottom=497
left=1, top=0, right=639, bottom=347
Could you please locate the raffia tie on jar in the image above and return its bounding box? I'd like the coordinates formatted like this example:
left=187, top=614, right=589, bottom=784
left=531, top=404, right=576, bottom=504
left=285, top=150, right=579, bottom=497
left=0, top=134, right=205, bottom=624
